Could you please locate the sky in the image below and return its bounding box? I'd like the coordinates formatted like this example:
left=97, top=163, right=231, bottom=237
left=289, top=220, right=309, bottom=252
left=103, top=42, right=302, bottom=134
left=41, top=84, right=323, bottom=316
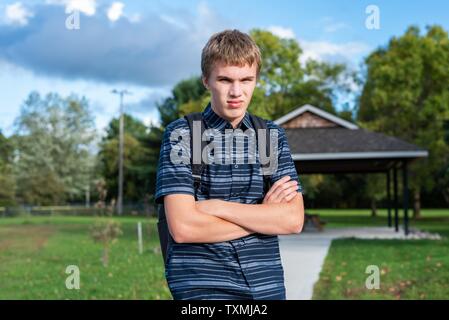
left=0, top=0, right=448, bottom=137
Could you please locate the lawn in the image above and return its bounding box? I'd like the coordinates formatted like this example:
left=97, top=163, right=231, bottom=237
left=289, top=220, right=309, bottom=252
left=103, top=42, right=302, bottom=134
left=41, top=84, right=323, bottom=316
left=310, top=209, right=449, bottom=299
left=0, top=215, right=171, bottom=299
left=0, top=209, right=448, bottom=300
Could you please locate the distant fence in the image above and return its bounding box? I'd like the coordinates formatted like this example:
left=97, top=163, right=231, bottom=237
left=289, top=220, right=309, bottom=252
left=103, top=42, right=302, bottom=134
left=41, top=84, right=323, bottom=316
left=0, top=203, right=157, bottom=218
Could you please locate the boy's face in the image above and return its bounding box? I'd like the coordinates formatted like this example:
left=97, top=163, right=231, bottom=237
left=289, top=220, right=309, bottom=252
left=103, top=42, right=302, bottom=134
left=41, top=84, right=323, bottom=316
left=202, top=61, right=257, bottom=128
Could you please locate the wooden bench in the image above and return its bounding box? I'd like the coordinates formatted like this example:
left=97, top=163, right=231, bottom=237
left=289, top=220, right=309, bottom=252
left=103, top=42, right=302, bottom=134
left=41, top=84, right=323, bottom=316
left=304, top=213, right=326, bottom=231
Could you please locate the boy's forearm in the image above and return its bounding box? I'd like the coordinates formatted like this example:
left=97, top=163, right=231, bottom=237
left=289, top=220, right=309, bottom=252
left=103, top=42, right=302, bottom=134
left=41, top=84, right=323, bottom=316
left=176, top=208, right=254, bottom=243
left=197, top=195, right=304, bottom=235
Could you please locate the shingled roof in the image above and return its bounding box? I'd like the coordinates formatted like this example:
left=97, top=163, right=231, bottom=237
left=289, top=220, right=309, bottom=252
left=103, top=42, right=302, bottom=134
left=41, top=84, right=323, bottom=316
left=285, top=127, right=428, bottom=160
left=275, top=104, right=428, bottom=173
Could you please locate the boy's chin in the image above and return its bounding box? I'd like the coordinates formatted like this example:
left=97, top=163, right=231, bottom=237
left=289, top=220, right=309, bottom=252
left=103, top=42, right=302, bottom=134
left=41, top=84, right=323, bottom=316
left=225, top=105, right=246, bottom=115
left=224, top=109, right=245, bottom=120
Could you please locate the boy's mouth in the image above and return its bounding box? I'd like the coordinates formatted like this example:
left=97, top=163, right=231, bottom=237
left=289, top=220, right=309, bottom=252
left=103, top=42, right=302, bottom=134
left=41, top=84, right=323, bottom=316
left=227, top=100, right=243, bottom=108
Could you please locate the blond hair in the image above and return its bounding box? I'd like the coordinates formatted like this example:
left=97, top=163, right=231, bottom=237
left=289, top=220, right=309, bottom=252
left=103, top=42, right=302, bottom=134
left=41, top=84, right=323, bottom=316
left=201, top=29, right=261, bottom=80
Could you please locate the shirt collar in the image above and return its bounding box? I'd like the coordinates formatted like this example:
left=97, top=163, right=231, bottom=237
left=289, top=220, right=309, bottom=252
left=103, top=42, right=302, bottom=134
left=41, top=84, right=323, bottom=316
left=202, top=102, right=253, bottom=130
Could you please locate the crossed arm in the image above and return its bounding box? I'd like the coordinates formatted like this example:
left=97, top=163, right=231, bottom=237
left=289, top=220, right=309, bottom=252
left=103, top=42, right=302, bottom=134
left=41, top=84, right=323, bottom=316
left=164, top=176, right=304, bottom=243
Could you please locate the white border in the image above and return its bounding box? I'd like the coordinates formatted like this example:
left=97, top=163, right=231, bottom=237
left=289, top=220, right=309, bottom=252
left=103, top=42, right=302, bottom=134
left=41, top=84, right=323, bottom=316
left=291, top=151, right=429, bottom=160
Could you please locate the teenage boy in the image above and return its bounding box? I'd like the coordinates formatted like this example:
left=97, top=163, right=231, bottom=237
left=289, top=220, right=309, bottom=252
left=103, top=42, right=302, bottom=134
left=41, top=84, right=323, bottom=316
left=155, top=29, right=304, bottom=300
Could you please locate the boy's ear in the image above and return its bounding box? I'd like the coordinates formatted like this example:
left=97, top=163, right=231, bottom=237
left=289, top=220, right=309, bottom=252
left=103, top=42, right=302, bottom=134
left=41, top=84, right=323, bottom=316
left=202, top=76, right=209, bottom=90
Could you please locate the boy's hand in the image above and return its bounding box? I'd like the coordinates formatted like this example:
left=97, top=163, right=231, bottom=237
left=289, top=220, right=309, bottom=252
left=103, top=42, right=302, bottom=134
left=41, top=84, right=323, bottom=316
left=262, top=176, right=298, bottom=204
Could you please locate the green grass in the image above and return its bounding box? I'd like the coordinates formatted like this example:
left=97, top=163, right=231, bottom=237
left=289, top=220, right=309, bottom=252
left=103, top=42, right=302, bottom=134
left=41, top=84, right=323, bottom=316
left=311, top=209, right=449, bottom=300
left=1, top=209, right=448, bottom=300
left=307, top=208, right=449, bottom=229
left=0, top=216, right=171, bottom=300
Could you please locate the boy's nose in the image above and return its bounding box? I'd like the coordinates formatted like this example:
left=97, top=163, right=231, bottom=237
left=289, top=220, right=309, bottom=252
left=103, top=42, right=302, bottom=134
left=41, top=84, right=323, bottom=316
left=229, top=83, right=242, bottom=96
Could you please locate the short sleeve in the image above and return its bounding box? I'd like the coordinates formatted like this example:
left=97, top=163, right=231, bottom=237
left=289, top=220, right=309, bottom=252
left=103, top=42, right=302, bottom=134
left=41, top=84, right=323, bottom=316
left=154, top=120, right=195, bottom=204
left=269, top=125, right=303, bottom=193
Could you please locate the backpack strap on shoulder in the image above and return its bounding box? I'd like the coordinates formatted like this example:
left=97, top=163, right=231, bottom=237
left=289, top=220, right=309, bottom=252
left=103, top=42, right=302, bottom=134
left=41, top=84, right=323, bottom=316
left=249, top=114, right=272, bottom=193
left=184, top=113, right=207, bottom=198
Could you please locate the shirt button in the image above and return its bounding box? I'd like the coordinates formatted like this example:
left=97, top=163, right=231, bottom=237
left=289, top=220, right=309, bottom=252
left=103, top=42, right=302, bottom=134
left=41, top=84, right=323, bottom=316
left=234, top=164, right=238, bottom=168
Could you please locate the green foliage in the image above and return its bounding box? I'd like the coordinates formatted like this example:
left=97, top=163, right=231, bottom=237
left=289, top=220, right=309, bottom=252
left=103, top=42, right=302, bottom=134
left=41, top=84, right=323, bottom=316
left=98, top=114, right=157, bottom=203
left=11, top=92, right=97, bottom=205
left=358, top=25, right=449, bottom=205
left=250, top=29, right=304, bottom=95
left=156, top=76, right=208, bottom=128
left=0, top=130, right=16, bottom=206
left=173, top=77, right=208, bottom=106
left=249, top=29, right=350, bottom=120
left=0, top=130, right=13, bottom=165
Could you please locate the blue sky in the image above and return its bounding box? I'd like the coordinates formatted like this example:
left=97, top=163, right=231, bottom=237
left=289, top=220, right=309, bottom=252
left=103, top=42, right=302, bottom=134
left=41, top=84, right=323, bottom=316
left=1, top=0, right=448, bottom=137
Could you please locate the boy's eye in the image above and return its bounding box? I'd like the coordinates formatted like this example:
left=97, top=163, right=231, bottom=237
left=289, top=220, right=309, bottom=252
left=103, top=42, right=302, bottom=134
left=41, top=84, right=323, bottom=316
left=218, top=78, right=253, bottom=83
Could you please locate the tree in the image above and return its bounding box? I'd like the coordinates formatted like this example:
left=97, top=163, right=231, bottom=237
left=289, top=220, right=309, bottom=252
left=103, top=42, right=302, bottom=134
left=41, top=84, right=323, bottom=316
left=157, top=77, right=208, bottom=128
left=434, top=120, right=449, bottom=206
left=0, top=130, right=16, bottom=206
left=358, top=25, right=449, bottom=216
left=250, top=29, right=304, bottom=96
left=12, top=92, right=97, bottom=205
left=364, top=174, right=387, bottom=217
left=249, top=29, right=351, bottom=120
left=98, top=114, right=155, bottom=204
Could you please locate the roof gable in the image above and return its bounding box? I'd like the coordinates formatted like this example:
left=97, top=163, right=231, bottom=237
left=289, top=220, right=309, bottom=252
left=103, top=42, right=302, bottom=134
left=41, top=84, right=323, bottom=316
left=274, top=104, right=358, bottom=130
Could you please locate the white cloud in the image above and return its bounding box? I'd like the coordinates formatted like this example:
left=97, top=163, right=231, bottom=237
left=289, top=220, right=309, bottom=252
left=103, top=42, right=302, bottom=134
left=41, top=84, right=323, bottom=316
left=0, top=59, right=163, bottom=137
left=4, top=2, right=34, bottom=26
left=324, top=22, right=347, bottom=33
left=318, top=17, right=348, bottom=33
left=197, top=1, right=212, bottom=19
left=264, top=25, right=369, bottom=66
left=160, top=14, right=188, bottom=30
left=300, top=40, right=371, bottom=64
left=107, top=2, right=124, bottom=22
left=46, top=0, right=97, bottom=16
left=66, top=0, right=96, bottom=15
left=0, top=2, right=227, bottom=87
left=267, top=26, right=296, bottom=39
left=127, top=13, right=141, bottom=24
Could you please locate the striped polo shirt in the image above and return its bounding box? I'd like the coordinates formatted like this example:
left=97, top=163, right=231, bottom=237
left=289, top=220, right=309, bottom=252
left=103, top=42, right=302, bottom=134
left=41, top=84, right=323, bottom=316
left=155, top=102, right=302, bottom=300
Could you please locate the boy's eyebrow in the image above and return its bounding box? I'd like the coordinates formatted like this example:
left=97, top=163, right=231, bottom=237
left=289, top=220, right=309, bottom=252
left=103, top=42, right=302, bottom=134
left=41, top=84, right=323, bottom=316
left=216, top=75, right=256, bottom=80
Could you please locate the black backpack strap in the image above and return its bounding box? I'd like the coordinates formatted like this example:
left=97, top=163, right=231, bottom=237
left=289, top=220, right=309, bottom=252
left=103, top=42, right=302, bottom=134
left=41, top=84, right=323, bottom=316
left=184, top=113, right=207, bottom=199
left=157, top=113, right=206, bottom=267
left=249, top=114, right=272, bottom=194
left=157, top=207, right=170, bottom=265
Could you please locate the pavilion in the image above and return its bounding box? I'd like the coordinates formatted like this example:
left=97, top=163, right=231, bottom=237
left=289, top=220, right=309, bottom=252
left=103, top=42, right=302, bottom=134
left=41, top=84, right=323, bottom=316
left=275, top=104, right=429, bottom=235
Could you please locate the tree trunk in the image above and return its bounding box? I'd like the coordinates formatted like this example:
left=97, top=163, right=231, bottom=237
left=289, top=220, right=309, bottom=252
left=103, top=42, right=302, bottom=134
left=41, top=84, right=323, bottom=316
left=413, top=189, right=421, bottom=219
left=371, top=199, right=377, bottom=217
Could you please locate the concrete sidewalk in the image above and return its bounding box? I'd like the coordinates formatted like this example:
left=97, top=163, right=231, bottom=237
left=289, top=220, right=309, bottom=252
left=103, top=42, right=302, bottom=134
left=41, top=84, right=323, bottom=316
left=278, top=227, right=442, bottom=300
